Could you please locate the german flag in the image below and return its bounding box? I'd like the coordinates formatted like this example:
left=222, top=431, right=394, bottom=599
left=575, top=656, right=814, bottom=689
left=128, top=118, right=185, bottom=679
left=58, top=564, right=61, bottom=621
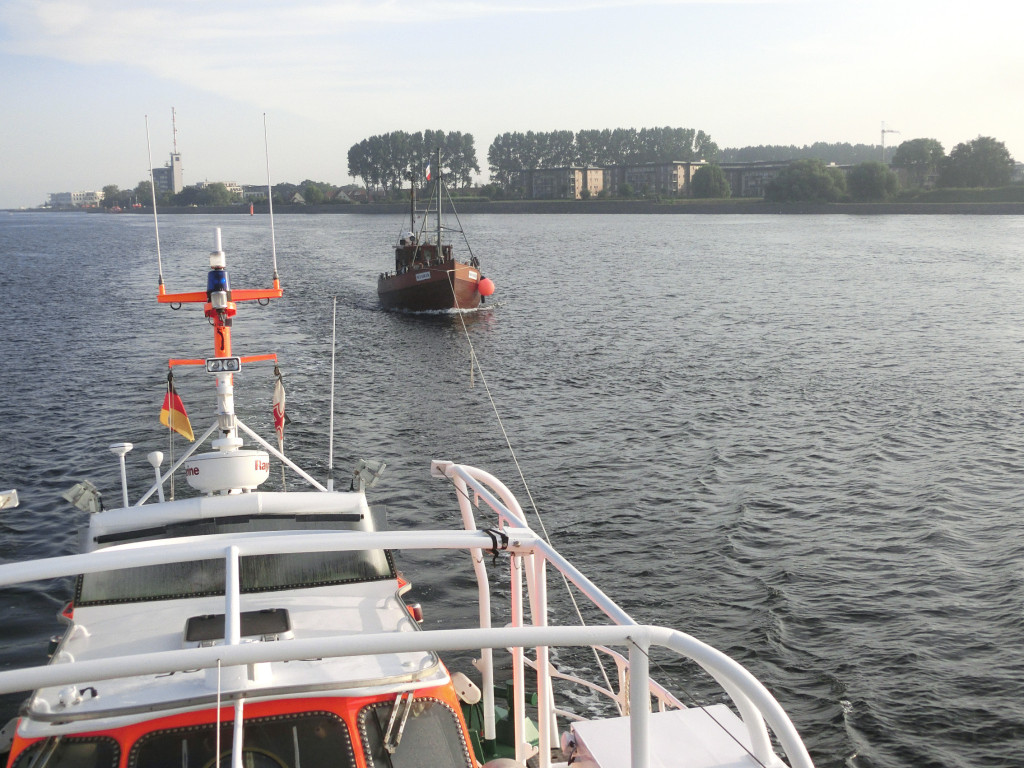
left=160, top=372, right=194, bottom=441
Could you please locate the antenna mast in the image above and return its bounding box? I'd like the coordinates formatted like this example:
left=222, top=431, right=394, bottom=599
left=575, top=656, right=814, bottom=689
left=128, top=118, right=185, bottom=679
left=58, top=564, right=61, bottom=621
left=881, top=121, right=900, bottom=163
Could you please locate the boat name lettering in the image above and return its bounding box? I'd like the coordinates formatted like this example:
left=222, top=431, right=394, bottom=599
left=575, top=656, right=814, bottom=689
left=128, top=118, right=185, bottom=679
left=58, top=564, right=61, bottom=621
left=416, top=271, right=431, bottom=282
left=186, top=466, right=200, bottom=476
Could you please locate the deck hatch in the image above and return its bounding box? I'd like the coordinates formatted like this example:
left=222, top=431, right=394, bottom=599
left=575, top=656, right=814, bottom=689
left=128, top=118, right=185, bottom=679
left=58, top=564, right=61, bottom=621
left=185, top=608, right=291, bottom=642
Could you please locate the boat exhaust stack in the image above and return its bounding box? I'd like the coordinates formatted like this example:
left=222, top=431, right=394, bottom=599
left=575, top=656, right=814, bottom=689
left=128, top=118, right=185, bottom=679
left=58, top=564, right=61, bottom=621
left=109, top=443, right=133, bottom=509
left=147, top=452, right=165, bottom=503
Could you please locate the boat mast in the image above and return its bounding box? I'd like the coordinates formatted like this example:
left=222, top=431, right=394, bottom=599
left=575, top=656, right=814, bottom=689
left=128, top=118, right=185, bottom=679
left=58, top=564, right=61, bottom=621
left=435, top=147, right=442, bottom=258
left=207, top=229, right=243, bottom=453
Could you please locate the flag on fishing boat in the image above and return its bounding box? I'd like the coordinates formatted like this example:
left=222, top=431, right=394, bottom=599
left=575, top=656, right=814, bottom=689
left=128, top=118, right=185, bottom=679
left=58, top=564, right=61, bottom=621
left=272, top=365, right=288, bottom=443
left=160, top=372, right=194, bottom=442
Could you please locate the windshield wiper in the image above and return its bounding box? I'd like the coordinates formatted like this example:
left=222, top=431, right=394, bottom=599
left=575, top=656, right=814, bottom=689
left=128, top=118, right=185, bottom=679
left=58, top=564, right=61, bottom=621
left=383, top=692, right=414, bottom=754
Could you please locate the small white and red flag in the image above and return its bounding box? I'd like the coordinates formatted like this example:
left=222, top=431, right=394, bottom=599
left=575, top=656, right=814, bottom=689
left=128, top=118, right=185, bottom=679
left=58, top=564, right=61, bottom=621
left=272, top=367, right=287, bottom=443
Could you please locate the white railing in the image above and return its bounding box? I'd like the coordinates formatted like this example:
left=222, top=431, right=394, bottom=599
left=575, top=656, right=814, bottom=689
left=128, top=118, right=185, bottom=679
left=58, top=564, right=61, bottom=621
left=0, top=460, right=814, bottom=768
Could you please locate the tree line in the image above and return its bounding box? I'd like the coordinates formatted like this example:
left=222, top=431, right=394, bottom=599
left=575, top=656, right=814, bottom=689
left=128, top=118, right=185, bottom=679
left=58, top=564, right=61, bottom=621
left=96, top=179, right=356, bottom=209
left=346, top=130, right=480, bottom=194
left=760, top=136, right=1016, bottom=203
left=90, top=132, right=1017, bottom=209
left=486, top=127, right=719, bottom=188
left=718, top=143, right=883, bottom=164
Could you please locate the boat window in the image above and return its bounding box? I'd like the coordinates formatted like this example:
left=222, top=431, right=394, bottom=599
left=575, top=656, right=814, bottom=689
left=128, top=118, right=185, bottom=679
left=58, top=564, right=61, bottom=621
left=129, top=712, right=355, bottom=768
left=77, top=549, right=394, bottom=605
left=77, top=516, right=394, bottom=605
left=358, top=698, right=472, bottom=768
left=12, top=737, right=119, bottom=768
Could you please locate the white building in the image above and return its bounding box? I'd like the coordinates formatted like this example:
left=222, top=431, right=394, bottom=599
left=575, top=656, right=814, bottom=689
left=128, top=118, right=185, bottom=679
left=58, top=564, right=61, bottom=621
left=48, top=190, right=103, bottom=207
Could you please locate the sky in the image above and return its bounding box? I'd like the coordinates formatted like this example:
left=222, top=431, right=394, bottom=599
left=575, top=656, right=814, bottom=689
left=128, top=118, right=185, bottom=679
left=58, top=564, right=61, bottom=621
left=0, top=0, right=1021, bottom=209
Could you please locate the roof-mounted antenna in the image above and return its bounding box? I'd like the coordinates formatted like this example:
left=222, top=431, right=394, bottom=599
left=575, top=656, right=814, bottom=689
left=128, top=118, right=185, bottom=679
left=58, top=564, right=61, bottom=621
left=145, top=115, right=165, bottom=293
left=264, top=113, right=280, bottom=286
left=327, top=295, right=337, bottom=491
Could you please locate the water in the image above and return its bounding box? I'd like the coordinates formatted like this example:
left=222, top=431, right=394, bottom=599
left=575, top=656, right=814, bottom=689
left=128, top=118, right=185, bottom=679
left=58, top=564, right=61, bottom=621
left=2, top=211, right=1024, bottom=767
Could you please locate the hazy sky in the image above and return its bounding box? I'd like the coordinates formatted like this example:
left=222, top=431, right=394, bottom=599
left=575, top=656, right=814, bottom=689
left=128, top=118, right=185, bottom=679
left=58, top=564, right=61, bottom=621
left=0, top=0, right=1020, bottom=208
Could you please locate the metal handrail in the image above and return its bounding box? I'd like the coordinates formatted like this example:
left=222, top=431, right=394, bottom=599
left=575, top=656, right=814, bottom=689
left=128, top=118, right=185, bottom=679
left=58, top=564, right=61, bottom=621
left=0, top=460, right=815, bottom=768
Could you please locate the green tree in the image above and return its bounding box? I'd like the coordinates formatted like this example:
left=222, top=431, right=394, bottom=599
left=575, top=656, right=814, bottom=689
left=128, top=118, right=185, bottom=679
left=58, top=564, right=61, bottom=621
left=691, top=164, right=731, bottom=198
left=938, top=136, right=1014, bottom=188
left=134, top=180, right=153, bottom=206
left=101, top=184, right=120, bottom=208
left=272, top=182, right=300, bottom=205
left=764, top=159, right=847, bottom=203
left=347, top=139, right=376, bottom=193
left=174, top=183, right=238, bottom=207
left=619, top=182, right=635, bottom=198
left=891, top=138, right=944, bottom=188
left=302, top=183, right=325, bottom=205
left=847, top=162, right=899, bottom=201
left=442, top=131, right=481, bottom=188
left=720, top=143, right=880, bottom=164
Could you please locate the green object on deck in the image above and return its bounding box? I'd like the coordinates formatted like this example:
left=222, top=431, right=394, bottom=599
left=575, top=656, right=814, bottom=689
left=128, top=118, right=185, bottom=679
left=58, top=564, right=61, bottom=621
left=461, top=684, right=540, bottom=764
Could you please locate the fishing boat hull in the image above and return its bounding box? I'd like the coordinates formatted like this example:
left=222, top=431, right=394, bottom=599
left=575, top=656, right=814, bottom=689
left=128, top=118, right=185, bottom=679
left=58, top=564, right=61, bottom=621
left=377, top=259, right=482, bottom=312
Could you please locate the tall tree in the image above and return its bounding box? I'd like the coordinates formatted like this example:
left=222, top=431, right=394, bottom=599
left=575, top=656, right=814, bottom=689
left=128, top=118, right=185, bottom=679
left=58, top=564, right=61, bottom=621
left=487, top=132, right=520, bottom=188
left=101, top=184, right=120, bottom=208
left=764, top=159, right=847, bottom=203
left=938, top=136, right=1014, bottom=188
left=134, top=180, right=153, bottom=206
left=442, top=131, right=480, bottom=188
left=691, top=164, right=731, bottom=198
left=891, top=138, right=945, bottom=188
left=847, top=162, right=899, bottom=201
left=347, top=140, right=375, bottom=192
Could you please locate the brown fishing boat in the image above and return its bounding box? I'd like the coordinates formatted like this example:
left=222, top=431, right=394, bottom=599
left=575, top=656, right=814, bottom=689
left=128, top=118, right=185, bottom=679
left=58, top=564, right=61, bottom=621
left=378, top=149, right=494, bottom=312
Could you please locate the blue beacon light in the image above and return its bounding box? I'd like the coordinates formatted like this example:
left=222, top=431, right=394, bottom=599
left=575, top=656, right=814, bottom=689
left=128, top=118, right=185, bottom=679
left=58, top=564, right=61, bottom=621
left=207, top=266, right=230, bottom=296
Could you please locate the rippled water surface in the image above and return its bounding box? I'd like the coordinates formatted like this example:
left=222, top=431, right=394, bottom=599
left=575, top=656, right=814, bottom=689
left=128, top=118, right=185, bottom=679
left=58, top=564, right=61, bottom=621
left=2, top=211, right=1024, bottom=768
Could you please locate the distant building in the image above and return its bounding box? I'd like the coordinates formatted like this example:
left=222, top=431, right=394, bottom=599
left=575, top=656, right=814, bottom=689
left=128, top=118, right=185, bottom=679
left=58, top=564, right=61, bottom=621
left=608, top=161, right=705, bottom=197
left=48, top=190, right=103, bottom=207
left=152, top=152, right=183, bottom=195
left=520, top=161, right=706, bottom=199
left=514, top=159, right=872, bottom=199
left=718, top=161, right=791, bottom=198
left=524, top=167, right=600, bottom=199
left=197, top=180, right=243, bottom=197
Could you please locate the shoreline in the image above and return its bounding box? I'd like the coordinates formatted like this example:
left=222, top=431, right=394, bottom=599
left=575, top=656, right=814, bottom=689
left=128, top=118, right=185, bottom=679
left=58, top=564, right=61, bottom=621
left=11, top=200, right=1024, bottom=215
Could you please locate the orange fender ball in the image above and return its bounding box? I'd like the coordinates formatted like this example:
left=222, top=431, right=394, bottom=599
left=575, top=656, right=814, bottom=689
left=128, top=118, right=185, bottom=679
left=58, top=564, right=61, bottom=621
left=478, top=277, right=495, bottom=297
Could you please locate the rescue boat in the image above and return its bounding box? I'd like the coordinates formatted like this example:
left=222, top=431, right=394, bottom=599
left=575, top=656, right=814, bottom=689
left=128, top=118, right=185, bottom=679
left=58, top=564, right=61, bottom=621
left=0, top=228, right=814, bottom=768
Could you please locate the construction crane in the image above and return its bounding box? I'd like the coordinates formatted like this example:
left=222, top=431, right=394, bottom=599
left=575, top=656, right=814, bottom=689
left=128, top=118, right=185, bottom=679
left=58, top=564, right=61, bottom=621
left=881, top=121, right=900, bottom=163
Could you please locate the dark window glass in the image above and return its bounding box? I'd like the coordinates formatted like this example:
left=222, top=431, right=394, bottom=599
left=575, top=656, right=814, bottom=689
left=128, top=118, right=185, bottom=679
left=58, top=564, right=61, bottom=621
left=77, top=516, right=394, bottom=604
left=13, top=737, right=119, bottom=768
left=129, top=712, right=355, bottom=768
left=358, top=699, right=472, bottom=768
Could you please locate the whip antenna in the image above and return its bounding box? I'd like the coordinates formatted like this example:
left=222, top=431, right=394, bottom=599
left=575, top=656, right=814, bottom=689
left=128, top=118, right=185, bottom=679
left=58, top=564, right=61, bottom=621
left=327, top=296, right=337, bottom=491
left=145, top=115, right=164, bottom=291
left=263, top=113, right=279, bottom=283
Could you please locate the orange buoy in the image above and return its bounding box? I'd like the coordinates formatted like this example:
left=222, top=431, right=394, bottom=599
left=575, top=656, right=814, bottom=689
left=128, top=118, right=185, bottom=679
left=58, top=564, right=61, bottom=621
left=478, top=277, right=495, bottom=297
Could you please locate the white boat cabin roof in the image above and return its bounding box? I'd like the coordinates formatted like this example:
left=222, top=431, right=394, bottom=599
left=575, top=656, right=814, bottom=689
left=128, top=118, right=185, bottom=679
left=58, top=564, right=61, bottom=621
left=20, top=491, right=442, bottom=739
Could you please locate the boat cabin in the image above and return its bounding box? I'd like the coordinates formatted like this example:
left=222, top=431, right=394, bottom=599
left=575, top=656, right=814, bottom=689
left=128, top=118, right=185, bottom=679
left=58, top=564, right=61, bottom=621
left=394, top=240, right=452, bottom=274
left=6, top=491, right=479, bottom=768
